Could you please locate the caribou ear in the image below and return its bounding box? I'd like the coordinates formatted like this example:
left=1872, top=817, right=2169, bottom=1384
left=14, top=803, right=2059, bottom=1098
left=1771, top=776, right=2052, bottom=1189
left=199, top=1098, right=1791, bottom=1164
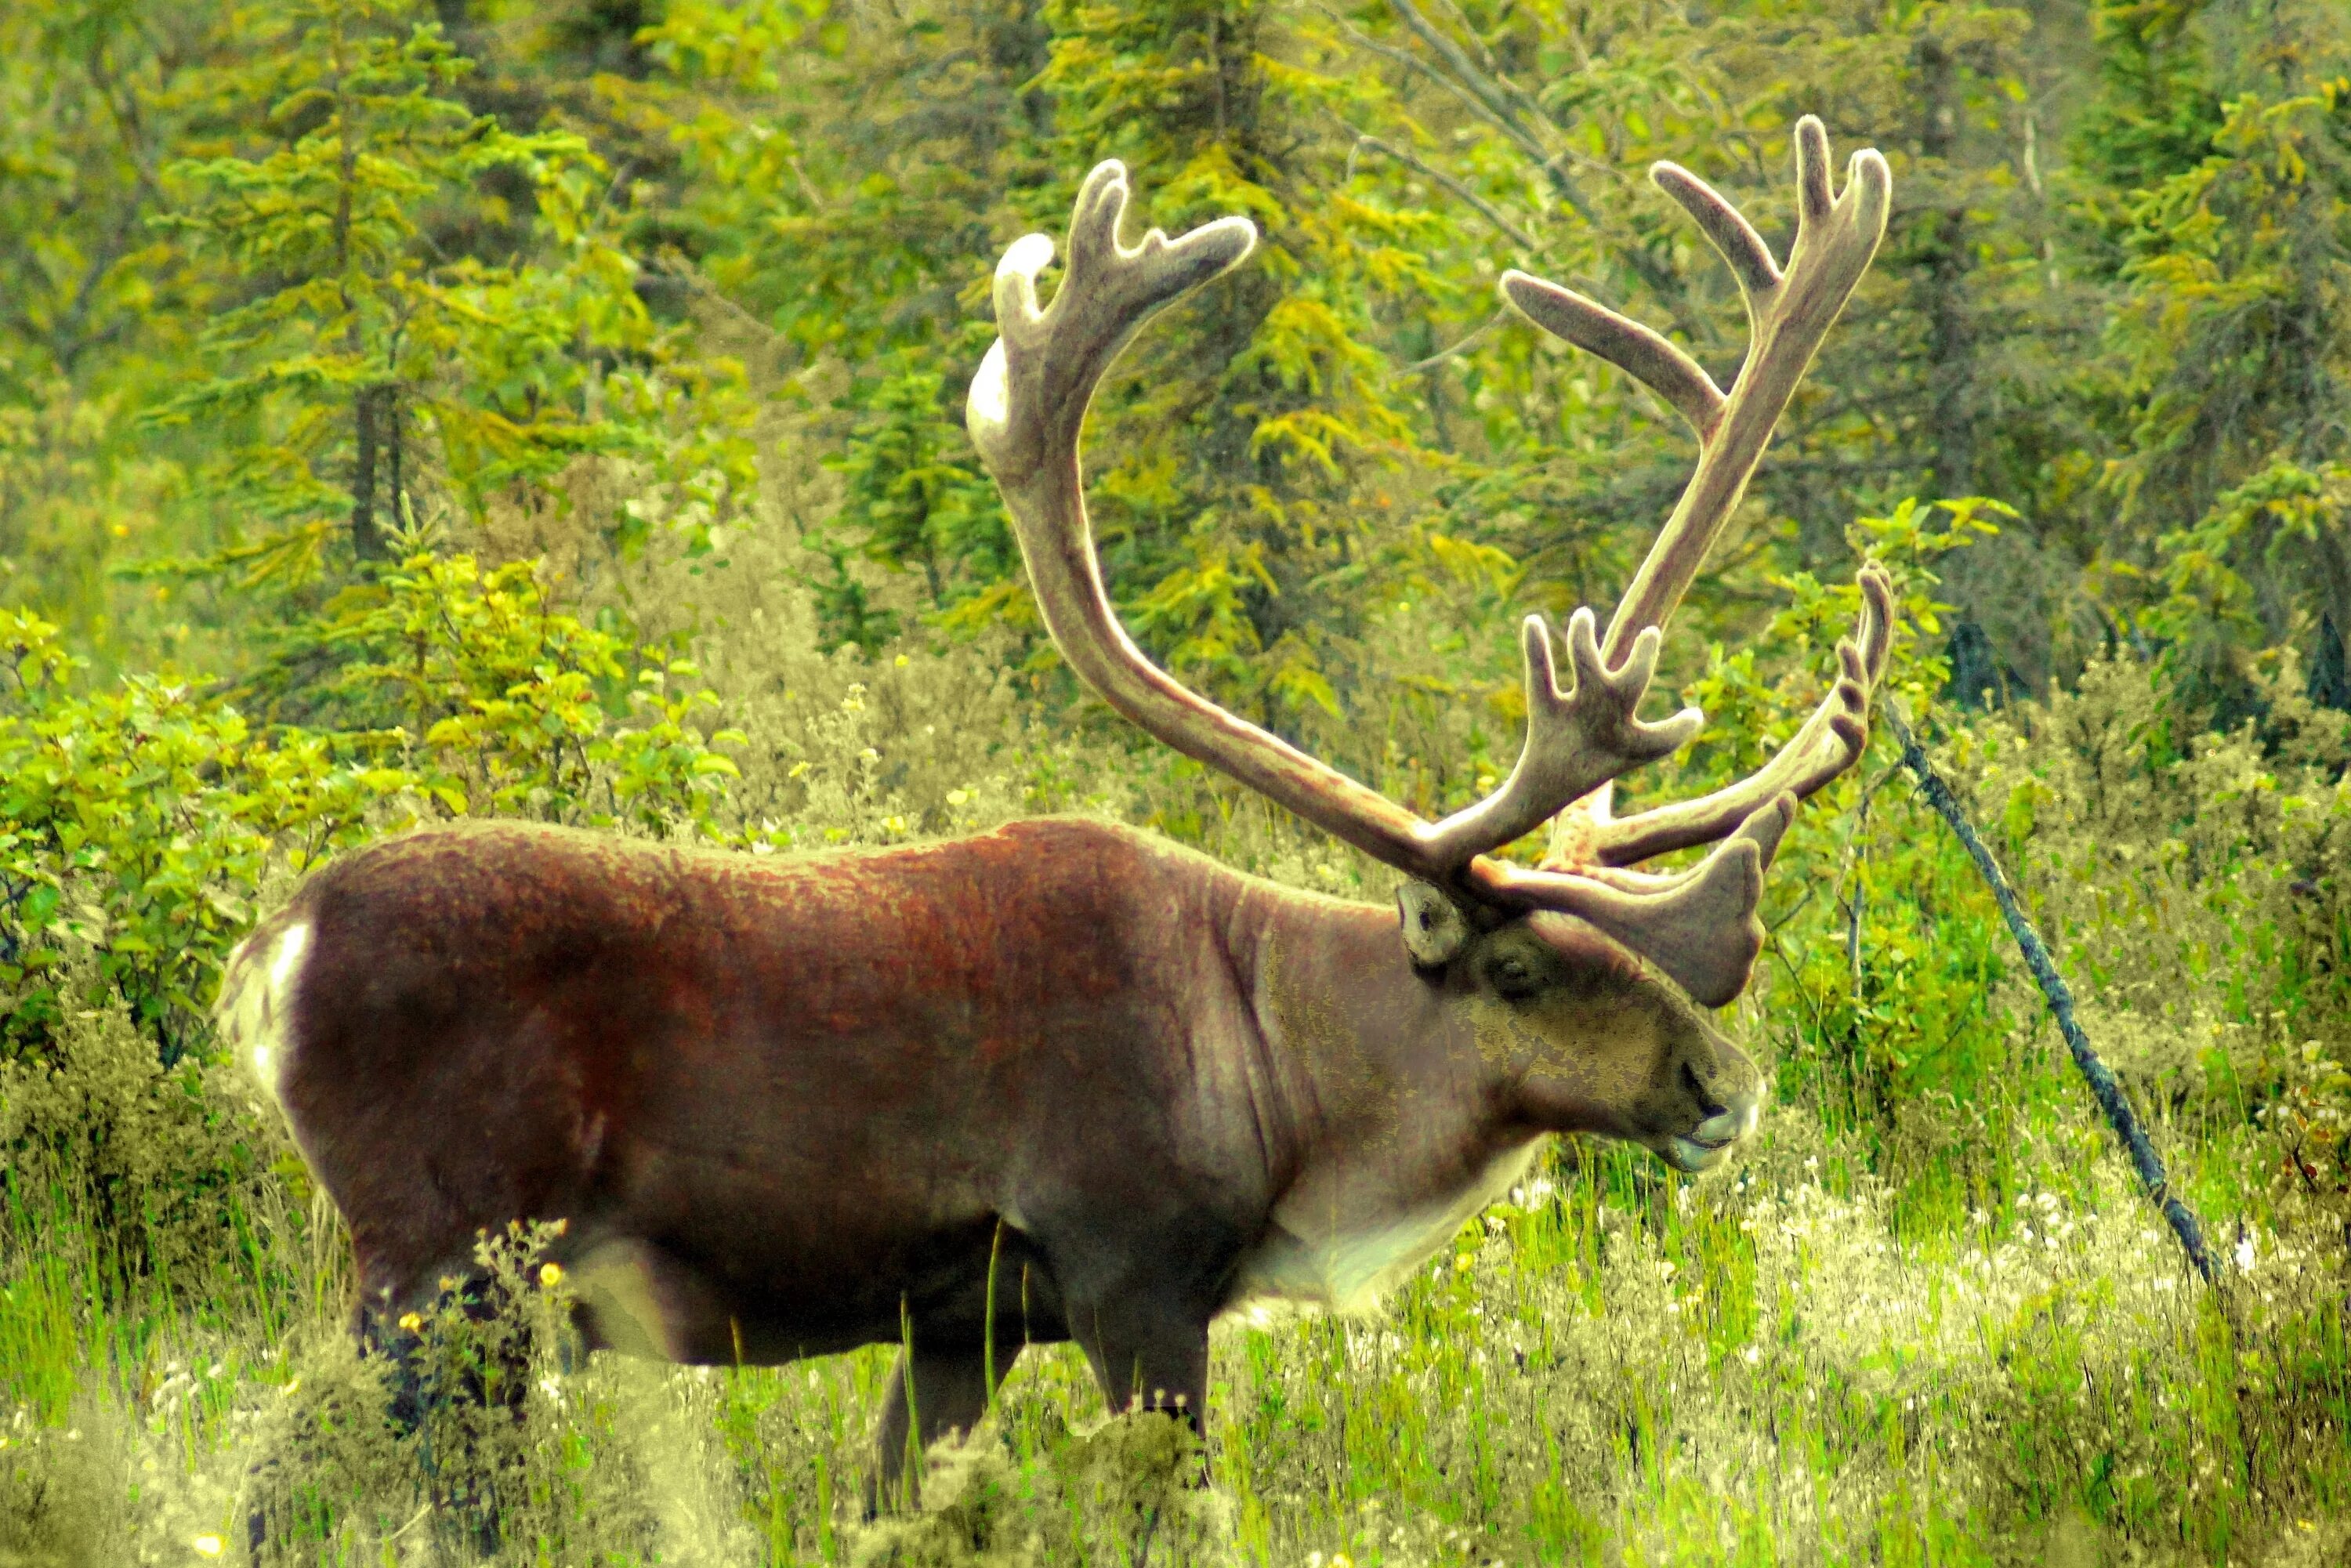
left=1396, top=882, right=1473, bottom=969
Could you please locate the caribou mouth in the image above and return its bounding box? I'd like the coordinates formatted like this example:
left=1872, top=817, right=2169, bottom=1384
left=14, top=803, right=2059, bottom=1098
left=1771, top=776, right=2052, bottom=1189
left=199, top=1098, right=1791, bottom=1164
left=1668, top=1138, right=1733, bottom=1172
left=1664, top=1098, right=1761, bottom=1173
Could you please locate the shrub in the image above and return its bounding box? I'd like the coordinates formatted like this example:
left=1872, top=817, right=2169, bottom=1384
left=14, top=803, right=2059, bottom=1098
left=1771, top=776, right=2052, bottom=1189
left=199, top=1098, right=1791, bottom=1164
left=0, top=978, right=288, bottom=1296
left=310, top=552, right=745, bottom=833
left=1957, top=653, right=2351, bottom=1219
left=0, top=610, right=398, bottom=1063
left=0, top=552, right=754, bottom=1063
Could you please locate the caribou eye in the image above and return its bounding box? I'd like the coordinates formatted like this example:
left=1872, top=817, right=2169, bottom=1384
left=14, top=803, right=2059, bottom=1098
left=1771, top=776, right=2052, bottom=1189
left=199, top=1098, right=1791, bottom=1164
left=1487, top=954, right=1539, bottom=999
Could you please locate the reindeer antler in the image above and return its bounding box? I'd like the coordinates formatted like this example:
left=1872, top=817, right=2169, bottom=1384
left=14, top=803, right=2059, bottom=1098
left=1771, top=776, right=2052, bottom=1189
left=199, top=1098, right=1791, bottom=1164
left=969, top=135, right=1893, bottom=1008
left=1507, top=115, right=1895, bottom=932
left=1502, top=116, right=1891, bottom=663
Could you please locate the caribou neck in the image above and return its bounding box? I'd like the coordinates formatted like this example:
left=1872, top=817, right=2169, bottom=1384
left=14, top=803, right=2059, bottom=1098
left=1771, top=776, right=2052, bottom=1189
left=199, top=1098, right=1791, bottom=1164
left=1217, top=879, right=1538, bottom=1310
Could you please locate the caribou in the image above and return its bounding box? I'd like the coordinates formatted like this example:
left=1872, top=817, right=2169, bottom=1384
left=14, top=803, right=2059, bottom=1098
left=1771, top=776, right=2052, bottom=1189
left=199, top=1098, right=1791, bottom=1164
left=217, top=118, right=1891, bottom=1505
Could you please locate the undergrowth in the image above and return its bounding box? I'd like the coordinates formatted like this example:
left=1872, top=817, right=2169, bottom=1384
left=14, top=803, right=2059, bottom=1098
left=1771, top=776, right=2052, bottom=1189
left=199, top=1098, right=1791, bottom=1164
left=1, top=527, right=2347, bottom=1564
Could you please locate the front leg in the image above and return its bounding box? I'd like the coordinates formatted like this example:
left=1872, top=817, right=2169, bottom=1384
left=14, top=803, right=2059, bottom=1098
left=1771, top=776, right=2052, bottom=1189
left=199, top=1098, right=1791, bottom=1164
left=1070, top=1297, right=1211, bottom=1428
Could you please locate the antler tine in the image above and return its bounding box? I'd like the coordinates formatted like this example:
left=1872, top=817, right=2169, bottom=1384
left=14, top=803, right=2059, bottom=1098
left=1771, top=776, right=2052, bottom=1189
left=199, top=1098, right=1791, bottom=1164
left=1650, top=163, right=1779, bottom=313
left=1498, top=273, right=1725, bottom=439
left=1499, top=115, right=1889, bottom=668
left=1418, top=610, right=1703, bottom=870
left=1580, top=566, right=1895, bottom=869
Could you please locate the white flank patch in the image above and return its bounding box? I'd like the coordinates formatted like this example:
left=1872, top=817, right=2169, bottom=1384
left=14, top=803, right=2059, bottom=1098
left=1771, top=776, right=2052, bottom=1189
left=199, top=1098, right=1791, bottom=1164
left=268, top=921, right=310, bottom=992
left=1229, top=1140, right=1543, bottom=1320
left=217, top=921, right=310, bottom=1109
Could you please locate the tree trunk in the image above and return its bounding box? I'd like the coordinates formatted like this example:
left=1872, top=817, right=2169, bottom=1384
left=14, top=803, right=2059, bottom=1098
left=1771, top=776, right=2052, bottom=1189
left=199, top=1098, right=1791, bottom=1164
left=352, top=383, right=394, bottom=560
left=1914, top=34, right=1976, bottom=501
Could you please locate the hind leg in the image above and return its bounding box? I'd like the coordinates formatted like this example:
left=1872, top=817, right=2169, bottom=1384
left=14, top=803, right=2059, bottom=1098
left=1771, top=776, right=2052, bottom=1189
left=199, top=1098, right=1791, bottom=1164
left=867, top=1338, right=1020, bottom=1513
left=364, top=1271, right=538, bottom=1556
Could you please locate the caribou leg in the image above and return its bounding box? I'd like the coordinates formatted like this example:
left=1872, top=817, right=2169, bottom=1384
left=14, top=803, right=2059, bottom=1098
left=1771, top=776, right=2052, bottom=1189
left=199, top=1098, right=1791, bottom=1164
left=1072, top=1298, right=1212, bottom=1430
left=868, top=1338, right=1020, bottom=1512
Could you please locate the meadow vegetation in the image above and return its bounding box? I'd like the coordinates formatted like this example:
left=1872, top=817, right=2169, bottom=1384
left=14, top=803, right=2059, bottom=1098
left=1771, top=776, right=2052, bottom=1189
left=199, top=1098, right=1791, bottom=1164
left=2, top=0, right=2350, bottom=1560
left=1, top=522, right=2346, bottom=1563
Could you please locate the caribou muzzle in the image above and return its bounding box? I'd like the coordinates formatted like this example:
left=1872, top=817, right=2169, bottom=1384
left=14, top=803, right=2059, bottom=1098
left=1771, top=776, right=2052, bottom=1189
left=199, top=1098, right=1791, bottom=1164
left=1665, top=1091, right=1765, bottom=1174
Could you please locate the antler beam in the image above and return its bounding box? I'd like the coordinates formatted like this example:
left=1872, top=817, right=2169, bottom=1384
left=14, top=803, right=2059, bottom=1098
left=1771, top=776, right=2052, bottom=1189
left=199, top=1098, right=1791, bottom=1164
left=970, top=127, right=1895, bottom=1009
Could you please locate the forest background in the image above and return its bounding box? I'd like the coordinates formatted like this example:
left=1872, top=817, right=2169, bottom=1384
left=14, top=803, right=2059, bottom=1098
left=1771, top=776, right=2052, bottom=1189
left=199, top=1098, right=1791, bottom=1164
left=2, top=0, right=2350, bottom=1563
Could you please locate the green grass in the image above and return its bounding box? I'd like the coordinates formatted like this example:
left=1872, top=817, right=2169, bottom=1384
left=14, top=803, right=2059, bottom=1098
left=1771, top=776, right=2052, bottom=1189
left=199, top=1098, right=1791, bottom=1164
left=2, top=1059, right=2345, bottom=1565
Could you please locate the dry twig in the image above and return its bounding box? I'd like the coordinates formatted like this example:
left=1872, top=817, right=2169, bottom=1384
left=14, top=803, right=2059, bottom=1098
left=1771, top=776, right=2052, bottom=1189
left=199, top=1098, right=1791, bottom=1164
left=1882, top=699, right=2220, bottom=1286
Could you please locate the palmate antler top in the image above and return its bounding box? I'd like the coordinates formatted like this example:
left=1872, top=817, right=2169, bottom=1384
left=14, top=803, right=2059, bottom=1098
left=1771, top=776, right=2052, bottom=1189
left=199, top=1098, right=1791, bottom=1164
left=969, top=117, right=1893, bottom=1009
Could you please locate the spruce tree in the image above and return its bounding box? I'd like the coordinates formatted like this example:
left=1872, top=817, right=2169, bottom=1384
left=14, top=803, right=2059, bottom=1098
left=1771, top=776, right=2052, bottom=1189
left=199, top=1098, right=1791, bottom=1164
left=2082, top=0, right=2351, bottom=703
left=1023, top=0, right=1465, bottom=759
left=151, top=0, right=717, bottom=585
